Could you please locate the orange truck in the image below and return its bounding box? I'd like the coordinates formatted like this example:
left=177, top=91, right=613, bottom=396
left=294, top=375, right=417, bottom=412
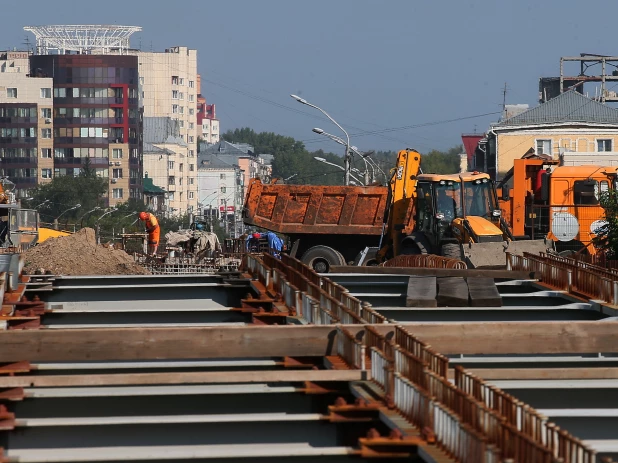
left=243, top=179, right=388, bottom=272
left=498, top=157, right=618, bottom=255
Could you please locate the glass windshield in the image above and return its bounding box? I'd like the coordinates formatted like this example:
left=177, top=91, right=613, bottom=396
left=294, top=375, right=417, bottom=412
left=462, top=179, right=497, bottom=218
left=435, top=182, right=461, bottom=219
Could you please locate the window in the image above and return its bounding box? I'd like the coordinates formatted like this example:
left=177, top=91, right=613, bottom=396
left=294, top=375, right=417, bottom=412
left=41, top=108, right=52, bottom=119
left=41, top=128, right=51, bottom=139
left=220, top=199, right=225, bottom=205
left=221, top=186, right=226, bottom=193
left=189, top=177, right=194, bottom=185
left=179, top=78, right=184, bottom=86
left=172, top=76, right=179, bottom=85
left=41, top=168, right=52, bottom=179
left=112, top=168, right=123, bottom=179
left=53, top=88, right=67, bottom=98
left=168, top=192, right=175, bottom=201
left=172, top=90, right=178, bottom=99
left=188, top=94, right=194, bottom=102
left=179, top=106, right=184, bottom=114
left=189, top=108, right=194, bottom=115
left=189, top=164, right=194, bottom=171
left=168, top=161, right=174, bottom=170
left=189, top=80, right=194, bottom=88
left=189, top=122, right=194, bottom=129
left=189, top=192, right=194, bottom=199
left=536, top=139, right=552, bottom=155
left=189, top=136, right=194, bottom=143
left=112, top=188, right=123, bottom=199
left=597, top=139, right=613, bottom=152
left=179, top=177, right=183, bottom=186
left=179, top=92, right=184, bottom=100
left=179, top=120, right=184, bottom=128
left=220, top=173, right=226, bottom=179
left=6, top=88, right=17, bottom=98
left=574, top=180, right=599, bottom=205
left=41, top=148, right=51, bottom=159
left=189, top=150, right=194, bottom=157
left=179, top=163, right=184, bottom=172
left=168, top=176, right=175, bottom=185
left=40, top=88, right=51, bottom=98
left=112, top=148, right=123, bottom=159
left=172, top=104, right=178, bottom=114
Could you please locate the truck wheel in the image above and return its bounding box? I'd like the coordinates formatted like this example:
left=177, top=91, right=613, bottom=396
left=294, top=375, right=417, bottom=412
left=401, top=233, right=429, bottom=255
left=301, top=246, right=346, bottom=273
left=441, top=243, right=461, bottom=260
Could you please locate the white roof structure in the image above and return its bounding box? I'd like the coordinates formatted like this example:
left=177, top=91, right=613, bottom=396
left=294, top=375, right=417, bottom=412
left=24, top=25, right=142, bottom=55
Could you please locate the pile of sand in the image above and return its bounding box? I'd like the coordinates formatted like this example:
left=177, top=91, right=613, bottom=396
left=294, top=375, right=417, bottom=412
left=23, top=228, right=150, bottom=276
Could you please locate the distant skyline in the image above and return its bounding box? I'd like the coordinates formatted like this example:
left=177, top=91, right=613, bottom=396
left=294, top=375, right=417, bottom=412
left=3, top=0, right=618, bottom=154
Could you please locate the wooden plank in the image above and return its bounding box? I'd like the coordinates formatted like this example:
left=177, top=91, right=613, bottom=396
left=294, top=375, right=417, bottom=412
left=0, top=369, right=365, bottom=388
left=457, top=367, right=618, bottom=381
left=436, top=277, right=469, bottom=307
left=0, top=323, right=616, bottom=363
left=329, top=266, right=533, bottom=279
left=406, top=276, right=436, bottom=307
left=467, top=278, right=502, bottom=307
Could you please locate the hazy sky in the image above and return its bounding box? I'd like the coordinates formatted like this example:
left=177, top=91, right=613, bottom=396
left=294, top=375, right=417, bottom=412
left=3, top=0, right=618, bottom=154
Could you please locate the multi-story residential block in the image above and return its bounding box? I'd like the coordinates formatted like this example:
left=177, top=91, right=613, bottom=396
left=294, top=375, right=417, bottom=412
left=131, top=47, right=198, bottom=213
left=143, top=117, right=193, bottom=216
left=196, top=76, right=219, bottom=145
left=0, top=71, right=54, bottom=193
left=13, top=25, right=145, bottom=206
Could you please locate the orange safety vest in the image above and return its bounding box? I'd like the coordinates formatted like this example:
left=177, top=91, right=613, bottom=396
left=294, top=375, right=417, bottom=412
left=144, top=214, right=160, bottom=244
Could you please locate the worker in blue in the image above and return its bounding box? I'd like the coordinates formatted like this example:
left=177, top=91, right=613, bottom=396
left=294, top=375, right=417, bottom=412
left=245, top=232, right=284, bottom=257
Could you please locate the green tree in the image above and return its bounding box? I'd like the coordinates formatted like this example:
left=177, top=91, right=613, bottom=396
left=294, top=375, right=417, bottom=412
left=593, top=190, right=618, bottom=257
left=420, top=145, right=463, bottom=174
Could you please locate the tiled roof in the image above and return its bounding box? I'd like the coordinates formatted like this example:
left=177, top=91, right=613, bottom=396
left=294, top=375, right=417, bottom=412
left=197, top=153, right=236, bottom=170
left=495, top=90, right=618, bottom=127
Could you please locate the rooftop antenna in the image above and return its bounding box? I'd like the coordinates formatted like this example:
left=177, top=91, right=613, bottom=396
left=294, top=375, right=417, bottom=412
left=502, top=82, right=508, bottom=112
left=22, top=35, right=33, bottom=53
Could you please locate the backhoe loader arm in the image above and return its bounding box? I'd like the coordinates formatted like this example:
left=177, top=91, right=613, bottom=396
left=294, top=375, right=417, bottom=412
left=377, top=149, right=421, bottom=260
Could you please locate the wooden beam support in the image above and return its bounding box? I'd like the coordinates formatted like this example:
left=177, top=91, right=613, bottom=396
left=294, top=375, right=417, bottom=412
left=0, top=369, right=366, bottom=388
left=329, top=266, right=534, bottom=279
left=457, top=367, right=618, bottom=381
left=0, top=322, right=615, bottom=362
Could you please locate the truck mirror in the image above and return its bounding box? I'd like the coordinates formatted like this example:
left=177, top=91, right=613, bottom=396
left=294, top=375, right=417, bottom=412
left=540, top=172, right=550, bottom=202
left=501, top=186, right=510, bottom=201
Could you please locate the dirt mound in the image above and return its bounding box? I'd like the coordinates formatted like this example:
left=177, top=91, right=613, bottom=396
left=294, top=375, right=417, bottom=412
left=23, top=228, right=150, bottom=276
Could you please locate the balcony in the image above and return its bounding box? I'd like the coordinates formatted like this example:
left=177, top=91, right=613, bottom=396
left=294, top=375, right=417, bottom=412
left=0, top=157, right=37, bottom=167
left=54, top=117, right=124, bottom=125
left=0, top=117, right=37, bottom=124
left=0, top=137, right=37, bottom=145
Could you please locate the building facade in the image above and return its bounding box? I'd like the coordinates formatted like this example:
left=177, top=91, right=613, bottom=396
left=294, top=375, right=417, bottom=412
left=0, top=50, right=29, bottom=74
left=29, top=53, right=143, bottom=206
left=0, top=71, right=54, bottom=193
left=143, top=117, right=193, bottom=216
left=477, top=91, right=618, bottom=180
left=132, top=47, right=198, bottom=212
left=197, top=153, right=244, bottom=237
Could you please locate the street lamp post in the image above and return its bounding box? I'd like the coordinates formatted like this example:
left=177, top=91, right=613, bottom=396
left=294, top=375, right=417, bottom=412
left=54, top=203, right=81, bottom=230
left=313, top=128, right=373, bottom=185
left=290, top=94, right=351, bottom=185
left=313, top=157, right=364, bottom=185
left=94, top=208, right=118, bottom=245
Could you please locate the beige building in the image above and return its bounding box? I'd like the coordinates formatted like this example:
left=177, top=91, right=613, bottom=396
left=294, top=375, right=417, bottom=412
left=0, top=50, right=29, bottom=74
left=143, top=118, right=195, bottom=216
left=132, top=47, right=199, bottom=213
left=0, top=72, right=54, bottom=194
left=480, top=91, right=618, bottom=179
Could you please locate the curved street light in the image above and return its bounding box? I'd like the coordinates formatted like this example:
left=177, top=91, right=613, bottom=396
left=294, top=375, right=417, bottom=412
left=291, top=95, right=352, bottom=186
left=313, top=157, right=363, bottom=185
left=312, top=128, right=373, bottom=184
left=79, top=206, right=102, bottom=228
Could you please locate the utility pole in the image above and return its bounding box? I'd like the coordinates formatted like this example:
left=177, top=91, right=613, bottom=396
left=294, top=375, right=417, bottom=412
left=223, top=198, right=228, bottom=236
left=502, top=82, right=508, bottom=113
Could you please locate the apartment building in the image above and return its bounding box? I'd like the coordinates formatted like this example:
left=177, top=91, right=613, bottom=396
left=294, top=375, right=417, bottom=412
left=196, top=76, right=220, bottom=145
left=143, top=117, right=195, bottom=216
left=0, top=50, right=29, bottom=74
left=29, top=53, right=143, bottom=206
left=132, top=47, right=199, bottom=213
left=0, top=71, right=54, bottom=193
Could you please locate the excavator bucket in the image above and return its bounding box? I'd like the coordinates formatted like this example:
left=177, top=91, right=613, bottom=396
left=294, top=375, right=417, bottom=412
left=461, top=239, right=552, bottom=269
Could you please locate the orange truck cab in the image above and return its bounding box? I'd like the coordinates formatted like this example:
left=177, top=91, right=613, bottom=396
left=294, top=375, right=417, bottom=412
left=498, top=158, right=618, bottom=255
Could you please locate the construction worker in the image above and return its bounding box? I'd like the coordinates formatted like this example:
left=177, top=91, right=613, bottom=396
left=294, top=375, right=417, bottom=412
left=139, top=211, right=160, bottom=255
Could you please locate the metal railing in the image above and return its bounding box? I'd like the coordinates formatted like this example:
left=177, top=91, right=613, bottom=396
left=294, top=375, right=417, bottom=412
left=382, top=253, right=468, bottom=269
left=507, top=251, right=618, bottom=305
left=336, top=325, right=365, bottom=371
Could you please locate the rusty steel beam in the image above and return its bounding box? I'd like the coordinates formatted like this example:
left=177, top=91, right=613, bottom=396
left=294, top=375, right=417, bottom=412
left=329, top=266, right=534, bottom=279
left=0, top=370, right=367, bottom=388
left=458, top=367, right=618, bottom=381
left=0, top=322, right=616, bottom=362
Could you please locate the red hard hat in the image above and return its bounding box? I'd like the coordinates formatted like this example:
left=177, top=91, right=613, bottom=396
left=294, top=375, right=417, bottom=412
left=139, top=212, right=148, bottom=221
left=252, top=233, right=261, bottom=239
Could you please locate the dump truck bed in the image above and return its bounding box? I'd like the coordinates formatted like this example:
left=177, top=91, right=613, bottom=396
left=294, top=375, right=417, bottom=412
left=243, top=179, right=389, bottom=236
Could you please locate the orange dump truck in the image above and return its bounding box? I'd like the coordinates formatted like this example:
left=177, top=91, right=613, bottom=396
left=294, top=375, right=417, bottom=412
left=243, top=178, right=388, bottom=272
